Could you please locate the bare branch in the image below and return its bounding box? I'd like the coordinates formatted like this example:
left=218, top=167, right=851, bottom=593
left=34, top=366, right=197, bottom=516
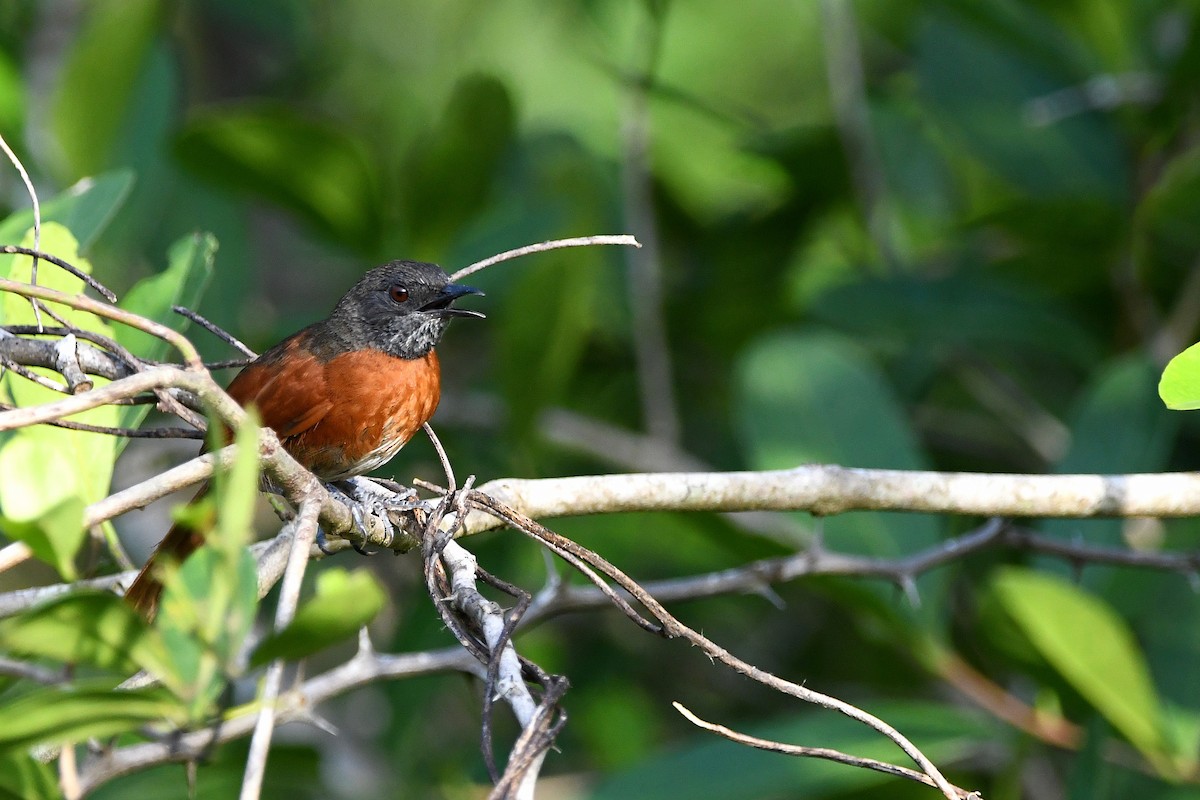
left=674, top=703, right=980, bottom=798
left=0, top=246, right=117, bottom=304
left=462, top=468, right=1200, bottom=535
left=0, top=278, right=199, bottom=368
left=76, top=645, right=480, bottom=794
left=241, top=495, right=322, bottom=800
left=172, top=305, right=257, bottom=358
left=0, top=541, right=32, bottom=575
left=467, top=492, right=964, bottom=799
left=449, top=235, right=640, bottom=282
left=52, top=334, right=92, bottom=393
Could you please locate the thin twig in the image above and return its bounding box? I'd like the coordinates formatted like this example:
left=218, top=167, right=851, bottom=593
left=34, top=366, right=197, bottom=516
left=0, top=133, right=45, bottom=329
left=0, top=246, right=117, bottom=303
left=0, top=541, right=32, bottom=574
left=673, top=703, right=979, bottom=798
left=448, top=236, right=641, bottom=282
left=76, top=646, right=481, bottom=794
left=467, top=492, right=964, bottom=799
left=0, top=357, right=70, bottom=393
left=172, top=305, right=257, bottom=358
left=84, top=447, right=235, bottom=528
left=0, top=279, right=198, bottom=367
left=423, top=421, right=456, bottom=493
left=240, top=496, right=322, bottom=800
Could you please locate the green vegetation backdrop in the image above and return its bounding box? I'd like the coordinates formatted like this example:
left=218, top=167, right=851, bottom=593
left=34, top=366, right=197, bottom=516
left=1, top=1, right=1200, bottom=798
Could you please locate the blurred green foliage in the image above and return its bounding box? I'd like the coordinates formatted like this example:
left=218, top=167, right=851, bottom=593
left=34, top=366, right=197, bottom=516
left=1, top=0, right=1200, bottom=797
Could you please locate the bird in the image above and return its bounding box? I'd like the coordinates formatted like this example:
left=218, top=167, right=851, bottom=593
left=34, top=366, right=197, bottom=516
left=124, top=260, right=483, bottom=618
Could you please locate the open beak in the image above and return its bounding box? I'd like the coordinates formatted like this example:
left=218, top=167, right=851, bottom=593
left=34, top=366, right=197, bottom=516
left=421, top=283, right=485, bottom=319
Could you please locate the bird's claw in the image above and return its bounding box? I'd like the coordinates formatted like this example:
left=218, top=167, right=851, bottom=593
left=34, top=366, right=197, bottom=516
left=315, top=529, right=337, bottom=556
left=326, top=478, right=415, bottom=555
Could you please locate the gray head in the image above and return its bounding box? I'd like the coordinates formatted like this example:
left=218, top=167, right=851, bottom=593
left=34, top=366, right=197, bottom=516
left=324, top=260, right=484, bottom=359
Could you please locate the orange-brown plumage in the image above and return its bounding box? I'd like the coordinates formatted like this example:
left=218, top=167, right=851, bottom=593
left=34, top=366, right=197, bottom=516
left=124, top=261, right=481, bottom=618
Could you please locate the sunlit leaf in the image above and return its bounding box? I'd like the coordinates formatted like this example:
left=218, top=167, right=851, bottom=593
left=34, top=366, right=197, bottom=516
left=0, top=683, right=182, bottom=755
left=1160, top=342, right=1200, bottom=410
left=250, top=569, right=385, bottom=667
left=114, top=232, right=216, bottom=438
left=155, top=413, right=260, bottom=719
left=0, top=224, right=118, bottom=576
left=992, top=568, right=1174, bottom=772
left=0, top=592, right=174, bottom=683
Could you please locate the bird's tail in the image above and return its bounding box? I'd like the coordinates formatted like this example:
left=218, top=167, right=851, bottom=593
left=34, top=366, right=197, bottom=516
left=124, top=484, right=210, bottom=620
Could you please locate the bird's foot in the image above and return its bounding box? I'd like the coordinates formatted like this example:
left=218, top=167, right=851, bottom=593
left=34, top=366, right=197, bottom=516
left=326, top=478, right=418, bottom=554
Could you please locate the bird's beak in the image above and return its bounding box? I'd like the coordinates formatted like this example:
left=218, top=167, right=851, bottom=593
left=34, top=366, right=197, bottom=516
left=421, top=283, right=485, bottom=319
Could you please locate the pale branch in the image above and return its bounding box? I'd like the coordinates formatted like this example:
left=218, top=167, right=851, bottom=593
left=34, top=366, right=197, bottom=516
left=461, top=468, right=1200, bottom=535
left=0, top=366, right=198, bottom=431
left=241, top=495, right=322, bottom=800
left=0, top=541, right=31, bottom=574
left=76, top=642, right=481, bottom=794
left=0, top=655, right=67, bottom=685
left=1, top=320, right=244, bottom=375
left=436, top=392, right=806, bottom=542
left=674, top=703, right=980, bottom=799
left=448, top=235, right=640, bottom=282
left=0, top=401, right=201, bottom=440
left=84, top=447, right=230, bottom=527
left=52, top=334, right=91, bottom=393
left=0, top=278, right=197, bottom=367
left=419, top=488, right=562, bottom=797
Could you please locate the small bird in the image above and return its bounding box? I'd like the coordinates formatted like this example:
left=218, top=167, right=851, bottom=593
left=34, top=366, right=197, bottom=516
left=124, top=260, right=483, bottom=618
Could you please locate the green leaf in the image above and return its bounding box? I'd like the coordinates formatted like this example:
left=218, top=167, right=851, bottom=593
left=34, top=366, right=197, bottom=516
left=0, top=750, right=57, bottom=800
left=49, top=0, right=163, bottom=178
left=1160, top=341, right=1200, bottom=410
left=0, top=683, right=182, bottom=755
left=589, top=700, right=999, bottom=799
left=0, top=224, right=119, bottom=576
left=917, top=11, right=1127, bottom=202
left=735, top=330, right=937, bottom=551
left=0, top=592, right=175, bottom=682
left=0, top=171, right=135, bottom=253
left=116, top=232, right=216, bottom=363
left=0, top=498, right=84, bottom=582
left=174, top=105, right=381, bottom=248
left=250, top=569, right=386, bottom=667
left=113, top=232, right=216, bottom=437
left=992, top=568, right=1173, bottom=772
left=155, top=413, right=260, bottom=719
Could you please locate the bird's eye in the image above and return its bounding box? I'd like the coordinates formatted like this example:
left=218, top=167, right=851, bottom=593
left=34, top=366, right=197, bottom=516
left=388, top=285, right=409, bottom=303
